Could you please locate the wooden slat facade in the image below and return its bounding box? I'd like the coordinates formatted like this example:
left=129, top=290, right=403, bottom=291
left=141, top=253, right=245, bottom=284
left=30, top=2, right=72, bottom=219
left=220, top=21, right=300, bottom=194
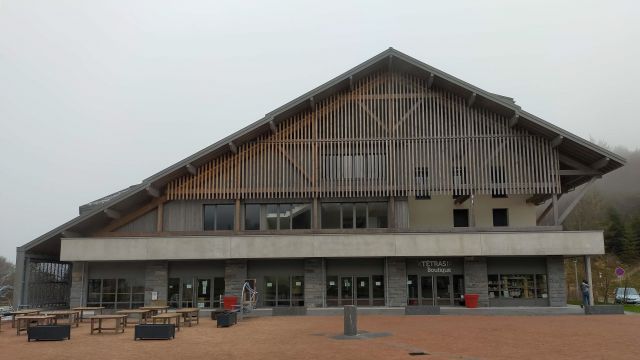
left=167, top=71, right=560, bottom=200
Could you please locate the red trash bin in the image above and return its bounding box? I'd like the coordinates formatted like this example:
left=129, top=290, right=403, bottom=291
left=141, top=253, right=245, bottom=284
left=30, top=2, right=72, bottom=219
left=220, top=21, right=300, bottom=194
left=223, top=295, right=238, bottom=310
left=465, top=294, right=479, bottom=308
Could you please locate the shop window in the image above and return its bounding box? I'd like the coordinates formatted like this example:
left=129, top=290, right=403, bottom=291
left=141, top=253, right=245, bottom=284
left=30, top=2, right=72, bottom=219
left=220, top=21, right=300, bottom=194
left=321, top=202, right=388, bottom=229
left=203, top=204, right=235, bottom=231
left=453, top=209, right=469, bottom=227
left=264, top=276, right=303, bottom=307
left=488, top=274, right=547, bottom=299
left=492, top=208, right=509, bottom=227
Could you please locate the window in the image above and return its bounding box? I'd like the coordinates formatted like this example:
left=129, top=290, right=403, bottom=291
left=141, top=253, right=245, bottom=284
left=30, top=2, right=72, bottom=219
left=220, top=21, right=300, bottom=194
left=264, top=276, right=304, bottom=307
left=321, top=202, right=388, bottom=229
left=203, top=204, right=235, bottom=230
left=488, top=274, right=547, bottom=299
left=322, top=152, right=386, bottom=180
left=453, top=209, right=469, bottom=227
left=245, top=203, right=312, bottom=230
left=87, top=278, right=144, bottom=309
left=493, top=208, right=509, bottom=227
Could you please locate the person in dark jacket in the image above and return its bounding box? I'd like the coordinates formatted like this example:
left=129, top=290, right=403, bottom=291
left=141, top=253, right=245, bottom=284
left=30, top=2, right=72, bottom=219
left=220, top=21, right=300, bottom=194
left=580, top=280, right=590, bottom=308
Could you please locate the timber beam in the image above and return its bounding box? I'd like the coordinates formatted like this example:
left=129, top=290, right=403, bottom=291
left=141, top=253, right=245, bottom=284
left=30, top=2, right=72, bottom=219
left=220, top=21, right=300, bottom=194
left=557, top=177, right=597, bottom=224
left=186, top=163, right=197, bottom=175
left=509, top=113, right=519, bottom=128
left=146, top=185, right=160, bottom=198
left=467, top=93, right=477, bottom=108
left=454, top=194, right=471, bottom=205
left=309, top=96, right=316, bottom=110
left=550, top=135, right=564, bottom=148
left=104, top=209, right=121, bottom=219
left=590, top=157, right=610, bottom=170
left=228, top=141, right=238, bottom=154
left=426, top=73, right=435, bottom=89
left=269, top=119, right=277, bottom=134
left=349, top=76, right=354, bottom=91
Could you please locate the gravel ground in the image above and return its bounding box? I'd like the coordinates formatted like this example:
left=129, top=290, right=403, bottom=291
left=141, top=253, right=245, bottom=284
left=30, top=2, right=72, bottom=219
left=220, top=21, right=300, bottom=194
left=1, top=314, right=638, bottom=360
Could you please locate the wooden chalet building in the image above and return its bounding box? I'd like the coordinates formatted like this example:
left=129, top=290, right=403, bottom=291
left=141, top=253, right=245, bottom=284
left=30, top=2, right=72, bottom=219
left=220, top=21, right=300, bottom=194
left=15, top=48, right=624, bottom=310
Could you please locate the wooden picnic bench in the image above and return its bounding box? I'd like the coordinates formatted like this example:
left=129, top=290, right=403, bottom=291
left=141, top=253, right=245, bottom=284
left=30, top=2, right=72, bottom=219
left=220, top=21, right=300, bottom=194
left=139, top=306, right=169, bottom=316
left=9, top=309, right=41, bottom=328
left=89, top=314, right=127, bottom=334
left=42, top=310, right=81, bottom=327
left=151, top=313, right=182, bottom=331
left=15, top=315, right=56, bottom=336
left=73, top=306, right=105, bottom=321
left=175, top=308, right=200, bottom=327
left=116, top=309, right=151, bottom=325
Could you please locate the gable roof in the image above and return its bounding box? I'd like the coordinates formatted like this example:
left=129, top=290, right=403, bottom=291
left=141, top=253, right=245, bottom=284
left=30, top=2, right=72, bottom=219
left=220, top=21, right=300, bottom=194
left=22, top=47, right=625, bottom=255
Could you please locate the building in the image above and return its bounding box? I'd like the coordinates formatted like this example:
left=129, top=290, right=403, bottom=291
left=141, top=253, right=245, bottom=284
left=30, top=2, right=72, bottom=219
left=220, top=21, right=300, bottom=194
left=14, top=48, right=624, bottom=310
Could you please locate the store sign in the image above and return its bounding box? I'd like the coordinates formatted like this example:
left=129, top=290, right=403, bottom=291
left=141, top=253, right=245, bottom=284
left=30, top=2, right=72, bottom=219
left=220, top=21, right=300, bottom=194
left=418, top=259, right=452, bottom=273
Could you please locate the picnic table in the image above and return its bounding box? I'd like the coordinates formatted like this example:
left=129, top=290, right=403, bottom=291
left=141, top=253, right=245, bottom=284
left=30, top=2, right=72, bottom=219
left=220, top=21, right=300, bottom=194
left=42, top=310, right=81, bottom=327
left=175, top=308, right=200, bottom=327
left=9, top=309, right=41, bottom=328
left=151, top=313, right=182, bottom=331
left=89, top=314, right=127, bottom=334
left=15, top=315, right=56, bottom=336
left=116, top=309, right=151, bottom=325
left=73, top=306, right=105, bottom=321
left=139, top=305, right=169, bottom=316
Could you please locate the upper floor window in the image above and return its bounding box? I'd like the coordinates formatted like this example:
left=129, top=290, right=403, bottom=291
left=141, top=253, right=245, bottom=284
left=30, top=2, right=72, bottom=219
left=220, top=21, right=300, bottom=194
left=203, top=204, right=235, bottom=231
left=491, top=166, right=507, bottom=198
left=322, top=152, right=386, bottom=180
left=415, top=167, right=430, bottom=199
left=453, top=209, right=469, bottom=227
left=321, top=202, right=388, bottom=229
left=244, top=203, right=312, bottom=230
left=492, top=208, right=509, bottom=227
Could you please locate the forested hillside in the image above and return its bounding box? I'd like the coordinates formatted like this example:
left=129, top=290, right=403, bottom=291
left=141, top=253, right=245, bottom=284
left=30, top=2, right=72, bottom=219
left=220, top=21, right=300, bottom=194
left=563, top=145, right=640, bottom=302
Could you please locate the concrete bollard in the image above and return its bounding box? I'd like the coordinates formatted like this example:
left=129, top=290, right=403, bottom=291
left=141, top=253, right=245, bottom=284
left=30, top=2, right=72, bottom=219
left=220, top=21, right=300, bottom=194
left=344, top=305, right=358, bottom=336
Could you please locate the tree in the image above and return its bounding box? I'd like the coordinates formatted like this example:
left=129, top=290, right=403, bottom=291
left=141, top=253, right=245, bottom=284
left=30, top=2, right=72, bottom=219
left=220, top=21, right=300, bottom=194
left=0, top=256, right=15, bottom=305
left=564, top=189, right=608, bottom=231
left=605, top=208, right=626, bottom=255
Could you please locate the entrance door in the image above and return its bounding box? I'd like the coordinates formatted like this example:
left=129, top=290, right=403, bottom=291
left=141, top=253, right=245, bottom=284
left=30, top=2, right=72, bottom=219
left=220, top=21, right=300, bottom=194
left=340, top=277, right=354, bottom=305
left=196, top=278, right=211, bottom=308
left=356, top=276, right=370, bottom=306
left=419, top=275, right=453, bottom=305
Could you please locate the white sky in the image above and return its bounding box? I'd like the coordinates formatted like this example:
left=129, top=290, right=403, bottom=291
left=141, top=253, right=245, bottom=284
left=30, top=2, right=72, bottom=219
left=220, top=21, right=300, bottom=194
left=1, top=1, right=639, bottom=261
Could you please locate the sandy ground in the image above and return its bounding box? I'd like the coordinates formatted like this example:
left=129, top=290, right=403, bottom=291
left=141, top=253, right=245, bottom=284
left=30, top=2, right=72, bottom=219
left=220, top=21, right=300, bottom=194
left=1, top=314, right=638, bottom=360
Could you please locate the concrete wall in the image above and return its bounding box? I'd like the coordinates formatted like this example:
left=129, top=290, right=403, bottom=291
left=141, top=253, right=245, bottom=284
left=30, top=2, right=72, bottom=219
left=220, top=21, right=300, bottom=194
left=69, top=261, right=88, bottom=307
left=386, top=258, right=407, bottom=306
left=304, top=258, right=324, bottom=307
left=61, top=231, right=605, bottom=261
left=144, top=261, right=168, bottom=305
left=13, top=249, right=25, bottom=307
left=408, top=194, right=537, bottom=229
left=224, top=259, right=247, bottom=298
left=547, top=256, right=567, bottom=307
left=464, top=257, right=489, bottom=307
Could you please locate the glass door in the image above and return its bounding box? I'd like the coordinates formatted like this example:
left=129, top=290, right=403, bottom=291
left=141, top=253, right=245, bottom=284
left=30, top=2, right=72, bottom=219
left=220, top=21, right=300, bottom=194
left=435, top=276, right=452, bottom=305
left=196, top=278, right=211, bottom=308
left=340, top=277, right=354, bottom=305
left=420, top=276, right=434, bottom=305
left=168, top=278, right=180, bottom=308
left=181, top=280, right=194, bottom=308
left=356, top=276, right=370, bottom=306
left=326, top=276, right=339, bottom=306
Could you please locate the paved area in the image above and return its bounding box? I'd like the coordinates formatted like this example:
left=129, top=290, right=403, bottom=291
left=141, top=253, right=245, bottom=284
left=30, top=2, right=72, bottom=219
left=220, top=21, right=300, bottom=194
left=1, top=314, right=638, bottom=360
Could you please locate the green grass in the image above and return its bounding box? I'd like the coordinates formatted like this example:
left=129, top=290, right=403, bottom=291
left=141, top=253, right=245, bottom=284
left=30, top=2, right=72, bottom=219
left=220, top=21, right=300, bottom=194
left=624, top=305, right=640, bottom=313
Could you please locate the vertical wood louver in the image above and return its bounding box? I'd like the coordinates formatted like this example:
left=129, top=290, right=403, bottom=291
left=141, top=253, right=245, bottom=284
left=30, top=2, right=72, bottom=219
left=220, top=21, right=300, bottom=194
left=167, top=71, right=560, bottom=200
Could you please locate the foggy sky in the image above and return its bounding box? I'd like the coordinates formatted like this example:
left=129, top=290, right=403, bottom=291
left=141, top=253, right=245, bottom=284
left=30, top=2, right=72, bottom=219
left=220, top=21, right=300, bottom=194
left=1, top=1, right=638, bottom=261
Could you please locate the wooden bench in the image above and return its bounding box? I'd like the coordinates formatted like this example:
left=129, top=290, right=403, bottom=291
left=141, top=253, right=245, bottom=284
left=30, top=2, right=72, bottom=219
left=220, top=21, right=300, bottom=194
left=175, top=308, right=200, bottom=327
left=89, top=315, right=127, bottom=334
left=15, top=315, right=56, bottom=336
left=151, top=313, right=182, bottom=331
left=116, top=309, right=152, bottom=325
left=27, top=325, right=71, bottom=342
left=134, top=324, right=175, bottom=340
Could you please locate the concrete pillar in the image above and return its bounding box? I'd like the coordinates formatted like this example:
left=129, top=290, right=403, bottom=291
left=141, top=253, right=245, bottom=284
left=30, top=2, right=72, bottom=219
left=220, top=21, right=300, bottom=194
left=144, top=261, right=168, bottom=305
left=69, top=261, right=89, bottom=307
left=546, top=256, right=567, bottom=307
left=304, top=258, right=324, bottom=307
left=224, top=259, right=247, bottom=298
left=584, top=255, right=594, bottom=306
left=344, top=305, right=358, bottom=336
left=464, top=257, right=489, bottom=307
left=386, top=257, right=407, bottom=306
left=13, top=249, right=26, bottom=307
